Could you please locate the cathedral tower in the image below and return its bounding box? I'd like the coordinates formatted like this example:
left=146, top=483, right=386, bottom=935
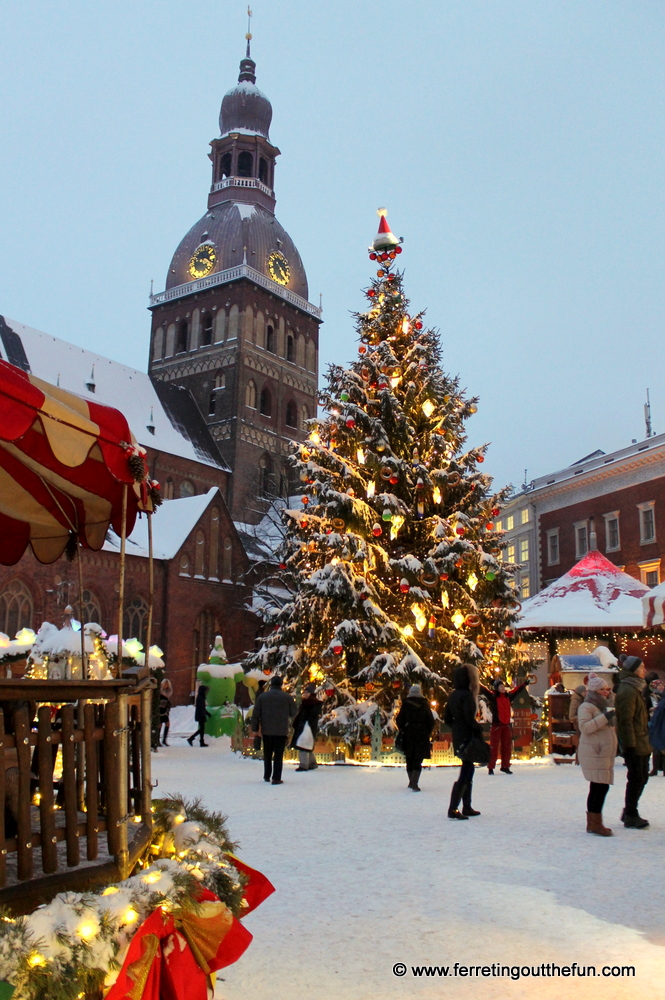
left=148, top=41, right=321, bottom=521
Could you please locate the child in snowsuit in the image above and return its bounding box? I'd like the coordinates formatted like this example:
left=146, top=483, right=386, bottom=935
left=481, top=678, right=528, bottom=774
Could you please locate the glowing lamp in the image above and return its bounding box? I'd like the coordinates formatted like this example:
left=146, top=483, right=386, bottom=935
left=77, top=922, right=97, bottom=940
left=467, top=572, right=478, bottom=591
left=451, top=611, right=465, bottom=630
left=367, top=482, right=376, bottom=498
left=390, top=514, right=405, bottom=539
left=28, top=954, right=46, bottom=968
left=357, top=448, right=365, bottom=464
left=123, top=908, right=138, bottom=924
left=124, top=637, right=143, bottom=660
left=469, top=404, right=478, bottom=414
left=15, top=627, right=36, bottom=645
left=433, top=487, right=442, bottom=504
left=309, top=430, right=321, bottom=444
left=402, top=625, right=414, bottom=638
left=402, top=318, right=410, bottom=334
left=486, top=522, right=495, bottom=531
left=102, top=886, right=119, bottom=896
left=441, top=591, right=450, bottom=609
left=421, top=399, right=435, bottom=417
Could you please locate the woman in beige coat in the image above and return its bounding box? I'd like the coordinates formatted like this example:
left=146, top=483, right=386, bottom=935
left=578, top=676, right=618, bottom=836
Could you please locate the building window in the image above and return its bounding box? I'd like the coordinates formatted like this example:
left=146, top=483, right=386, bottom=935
left=547, top=529, right=560, bottom=566
left=237, top=151, right=253, bottom=177
left=176, top=320, right=189, bottom=354
left=179, top=554, right=190, bottom=577
left=520, top=575, right=531, bottom=600
left=495, top=519, right=502, bottom=531
left=245, top=380, right=257, bottom=409
left=209, top=507, right=220, bottom=581
left=164, top=478, right=174, bottom=500
left=519, top=537, right=529, bottom=563
left=180, top=480, right=195, bottom=498
left=574, top=520, right=589, bottom=559
left=200, top=313, right=213, bottom=346
left=258, top=157, right=268, bottom=184
left=209, top=371, right=225, bottom=415
left=505, top=515, right=514, bottom=531
left=520, top=508, right=529, bottom=525
left=193, top=609, right=221, bottom=672
left=222, top=537, right=233, bottom=581
left=0, top=580, right=33, bottom=637
left=286, top=334, right=294, bottom=363
left=639, top=502, right=656, bottom=544
left=259, top=387, right=272, bottom=417
left=285, top=400, right=298, bottom=428
left=124, top=595, right=148, bottom=645
left=77, top=588, right=102, bottom=626
left=259, top=454, right=275, bottom=496
left=265, top=324, right=275, bottom=353
left=604, top=511, right=620, bottom=552
left=506, top=543, right=516, bottom=564
left=208, top=392, right=217, bottom=416
left=638, top=560, right=661, bottom=588
left=194, top=530, right=205, bottom=578
left=219, top=152, right=232, bottom=179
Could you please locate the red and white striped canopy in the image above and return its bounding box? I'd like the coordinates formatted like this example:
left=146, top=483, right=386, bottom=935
left=0, top=359, right=146, bottom=564
left=642, top=583, right=665, bottom=628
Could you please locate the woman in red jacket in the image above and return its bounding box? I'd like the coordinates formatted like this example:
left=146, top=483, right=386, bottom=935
left=480, top=678, right=528, bottom=775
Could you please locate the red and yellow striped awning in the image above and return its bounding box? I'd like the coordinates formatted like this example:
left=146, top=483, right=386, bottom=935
left=0, top=359, right=148, bottom=564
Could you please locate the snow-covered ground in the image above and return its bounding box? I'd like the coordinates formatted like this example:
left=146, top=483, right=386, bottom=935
left=152, top=738, right=665, bottom=999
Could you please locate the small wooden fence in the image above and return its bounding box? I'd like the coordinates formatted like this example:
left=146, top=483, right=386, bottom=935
left=0, top=673, right=154, bottom=914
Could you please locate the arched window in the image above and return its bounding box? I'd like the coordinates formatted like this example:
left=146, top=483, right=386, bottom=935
left=180, top=480, right=195, bottom=498
left=123, top=595, right=148, bottom=646
left=300, top=405, right=310, bottom=431
left=76, top=588, right=102, bottom=626
left=194, top=530, right=205, bottom=578
left=259, top=387, right=272, bottom=417
left=258, top=157, right=268, bottom=184
left=222, top=537, right=233, bottom=581
left=208, top=371, right=225, bottom=416
left=259, top=454, right=275, bottom=496
left=237, top=151, right=253, bottom=177
left=164, top=478, right=174, bottom=500
left=152, top=327, right=164, bottom=361
left=176, top=320, right=189, bottom=354
left=209, top=508, right=220, bottom=580
left=286, top=334, right=294, bottom=363
left=265, top=324, right=275, bottom=353
left=200, top=313, right=213, bottom=346
left=208, top=392, right=216, bottom=417
left=219, top=152, right=232, bottom=179
left=285, top=400, right=298, bottom=428
left=245, top=380, right=257, bottom=409
left=193, top=609, right=220, bottom=670
left=0, top=580, right=33, bottom=637
left=179, top=554, right=190, bottom=577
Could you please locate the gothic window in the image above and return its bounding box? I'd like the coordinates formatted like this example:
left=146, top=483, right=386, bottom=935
left=179, top=554, right=190, bottom=577
left=237, top=151, right=253, bottom=177
left=222, top=537, right=233, bottom=581
left=0, top=580, right=33, bottom=637
left=260, top=387, right=272, bottom=417
left=285, top=400, right=298, bottom=428
left=209, top=508, right=220, bottom=580
left=193, top=609, right=220, bottom=669
left=300, top=404, right=309, bottom=430
left=194, top=530, right=205, bottom=578
left=219, top=152, right=232, bottom=179
left=164, top=478, right=174, bottom=500
left=306, top=338, right=316, bottom=372
left=259, top=454, right=275, bottom=496
left=286, top=334, right=294, bottom=363
left=258, top=157, right=268, bottom=184
left=123, top=595, right=148, bottom=645
left=200, top=313, right=213, bottom=346
left=180, top=480, right=195, bottom=498
left=265, top=324, right=275, bottom=353
left=176, top=320, right=189, bottom=354
left=208, top=393, right=216, bottom=416
left=245, top=380, right=257, bottom=409
left=208, top=371, right=225, bottom=415
left=152, top=327, right=164, bottom=361
left=77, top=588, right=102, bottom=626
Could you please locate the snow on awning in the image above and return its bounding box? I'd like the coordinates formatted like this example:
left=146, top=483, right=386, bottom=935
left=642, top=581, right=665, bottom=628
left=518, top=550, right=650, bottom=630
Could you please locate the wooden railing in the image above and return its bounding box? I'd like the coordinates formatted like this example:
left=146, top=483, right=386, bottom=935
left=0, top=673, right=155, bottom=914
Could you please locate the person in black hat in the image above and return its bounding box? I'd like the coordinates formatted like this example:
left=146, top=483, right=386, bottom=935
left=292, top=682, right=323, bottom=771
left=252, top=675, right=296, bottom=784
left=615, top=656, right=652, bottom=828
left=396, top=684, right=435, bottom=791
left=479, top=677, right=528, bottom=775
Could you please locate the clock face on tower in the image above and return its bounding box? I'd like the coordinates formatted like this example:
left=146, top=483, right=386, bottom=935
left=188, top=243, right=217, bottom=279
left=267, top=250, right=290, bottom=285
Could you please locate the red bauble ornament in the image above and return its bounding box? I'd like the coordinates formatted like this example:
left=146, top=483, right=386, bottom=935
left=455, top=525, right=465, bottom=536
left=486, top=522, right=495, bottom=531
left=345, top=417, right=355, bottom=429
left=377, top=270, right=385, bottom=277
left=392, top=679, right=402, bottom=689
left=369, top=252, right=377, bottom=260
left=415, top=320, right=423, bottom=330
left=477, top=456, right=485, bottom=464
left=387, top=273, right=396, bottom=281
left=492, top=507, right=500, bottom=516
left=301, top=519, right=308, bottom=528
left=367, top=290, right=376, bottom=299
left=301, top=496, right=309, bottom=505
left=380, top=253, right=389, bottom=262
left=332, top=643, right=343, bottom=655
left=504, top=628, right=515, bottom=639
left=389, top=474, right=399, bottom=485
left=440, top=572, right=449, bottom=581
left=359, top=345, right=368, bottom=355
left=326, top=687, right=335, bottom=698
left=279, top=562, right=287, bottom=570
left=455, top=559, right=464, bottom=568
left=372, top=523, right=383, bottom=537
left=399, top=579, right=410, bottom=593
left=395, top=246, right=403, bottom=255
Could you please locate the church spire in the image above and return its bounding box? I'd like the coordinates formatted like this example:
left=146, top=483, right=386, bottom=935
left=239, top=6, right=255, bottom=83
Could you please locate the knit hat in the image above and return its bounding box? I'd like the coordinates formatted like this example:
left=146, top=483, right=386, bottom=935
left=587, top=676, right=610, bottom=692
left=622, top=656, right=643, bottom=674
left=408, top=684, right=423, bottom=697
left=270, top=675, right=283, bottom=687
left=303, top=682, right=316, bottom=694
left=493, top=679, right=505, bottom=692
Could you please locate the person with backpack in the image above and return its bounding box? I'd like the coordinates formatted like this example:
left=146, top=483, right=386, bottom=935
left=480, top=677, right=528, bottom=774
left=396, top=684, right=435, bottom=791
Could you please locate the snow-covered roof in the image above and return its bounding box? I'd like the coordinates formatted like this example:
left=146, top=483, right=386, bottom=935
left=0, top=316, right=229, bottom=472
left=104, top=489, right=219, bottom=560
left=518, top=550, right=650, bottom=630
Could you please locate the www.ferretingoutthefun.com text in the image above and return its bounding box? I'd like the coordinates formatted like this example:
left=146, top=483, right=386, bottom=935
left=391, top=962, right=636, bottom=981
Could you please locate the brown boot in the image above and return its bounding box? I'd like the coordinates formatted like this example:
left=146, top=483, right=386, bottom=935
left=586, top=812, right=613, bottom=837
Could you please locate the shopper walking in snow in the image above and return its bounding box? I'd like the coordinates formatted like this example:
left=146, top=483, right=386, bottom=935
left=615, top=656, right=652, bottom=828
left=444, top=664, right=482, bottom=819
left=480, top=677, right=528, bottom=775
left=396, top=684, right=435, bottom=791
left=292, top=682, right=322, bottom=771
left=159, top=678, right=173, bottom=746
left=577, top=676, right=617, bottom=836
left=187, top=684, right=211, bottom=747
left=252, top=675, right=296, bottom=784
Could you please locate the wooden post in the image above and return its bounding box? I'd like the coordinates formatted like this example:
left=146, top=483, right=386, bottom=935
left=145, top=510, right=154, bottom=661
left=61, top=705, right=80, bottom=868
left=0, top=713, right=6, bottom=888
left=76, top=543, right=86, bottom=677
left=140, top=685, right=153, bottom=831
left=116, top=483, right=128, bottom=676
left=14, top=706, right=33, bottom=881
left=84, top=704, right=98, bottom=861
left=104, top=700, right=120, bottom=858
left=37, top=706, right=57, bottom=874
left=116, top=692, right=129, bottom=878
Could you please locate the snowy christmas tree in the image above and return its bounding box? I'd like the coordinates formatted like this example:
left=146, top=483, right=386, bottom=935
left=245, top=212, right=519, bottom=734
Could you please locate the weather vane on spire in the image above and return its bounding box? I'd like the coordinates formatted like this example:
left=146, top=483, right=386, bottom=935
left=246, top=6, right=253, bottom=56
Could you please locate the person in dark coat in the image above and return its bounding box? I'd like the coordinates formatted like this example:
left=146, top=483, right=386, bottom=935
left=252, top=675, right=296, bottom=784
left=480, top=677, right=528, bottom=774
left=396, top=684, right=435, bottom=791
left=187, top=684, right=211, bottom=747
left=159, top=678, right=173, bottom=746
left=615, top=656, right=651, bottom=828
left=443, top=664, right=482, bottom=819
left=292, top=683, right=323, bottom=771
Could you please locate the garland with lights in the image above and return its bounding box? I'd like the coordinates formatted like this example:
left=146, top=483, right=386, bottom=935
left=0, top=796, right=273, bottom=1000
left=245, top=211, right=520, bottom=739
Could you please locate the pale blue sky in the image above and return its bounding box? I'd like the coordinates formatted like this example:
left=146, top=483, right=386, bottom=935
left=2, top=1, right=665, bottom=491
